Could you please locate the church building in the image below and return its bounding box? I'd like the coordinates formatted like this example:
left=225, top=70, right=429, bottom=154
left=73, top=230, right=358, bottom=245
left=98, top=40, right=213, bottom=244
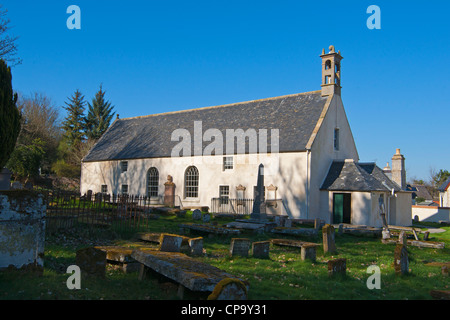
left=80, top=46, right=412, bottom=227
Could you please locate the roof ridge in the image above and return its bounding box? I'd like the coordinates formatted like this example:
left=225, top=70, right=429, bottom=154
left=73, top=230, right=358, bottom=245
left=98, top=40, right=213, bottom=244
left=119, top=90, right=322, bottom=121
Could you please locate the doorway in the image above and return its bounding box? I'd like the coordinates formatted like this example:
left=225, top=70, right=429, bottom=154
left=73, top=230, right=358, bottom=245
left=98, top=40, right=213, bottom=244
left=333, top=193, right=351, bottom=224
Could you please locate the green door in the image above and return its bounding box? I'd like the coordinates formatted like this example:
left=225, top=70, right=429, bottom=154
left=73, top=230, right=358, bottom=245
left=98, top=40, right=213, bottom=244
left=333, top=193, right=351, bottom=224
left=333, top=193, right=344, bottom=224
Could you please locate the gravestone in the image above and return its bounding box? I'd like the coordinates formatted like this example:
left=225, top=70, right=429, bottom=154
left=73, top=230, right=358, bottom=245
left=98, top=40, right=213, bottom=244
left=76, top=247, right=107, bottom=278
left=322, top=224, right=337, bottom=254
left=423, top=231, right=430, bottom=241
left=315, top=218, right=324, bottom=231
left=0, top=168, right=11, bottom=190
left=189, top=237, right=204, bottom=256
left=382, top=227, right=391, bottom=240
left=394, top=244, right=409, bottom=275
left=164, top=175, right=175, bottom=207
left=284, top=218, right=292, bottom=228
left=202, top=212, right=211, bottom=223
left=11, top=181, right=22, bottom=190
left=207, top=278, right=248, bottom=300
left=192, top=209, right=202, bottom=220
left=328, top=258, right=346, bottom=277
left=301, top=244, right=317, bottom=262
left=230, top=238, right=251, bottom=257
left=250, top=164, right=267, bottom=221
left=252, top=241, right=270, bottom=259
left=159, top=234, right=183, bottom=252
left=399, top=231, right=407, bottom=246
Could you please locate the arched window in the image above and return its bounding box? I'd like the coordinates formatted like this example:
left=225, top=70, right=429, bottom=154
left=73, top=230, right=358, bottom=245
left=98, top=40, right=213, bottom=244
left=184, top=166, right=199, bottom=198
left=325, top=60, right=331, bottom=70
left=147, top=167, right=159, bottom=197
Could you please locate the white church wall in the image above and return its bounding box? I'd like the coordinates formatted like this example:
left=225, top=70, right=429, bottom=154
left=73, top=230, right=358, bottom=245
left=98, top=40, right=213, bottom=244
left=81, top=151, right=309, bottom=217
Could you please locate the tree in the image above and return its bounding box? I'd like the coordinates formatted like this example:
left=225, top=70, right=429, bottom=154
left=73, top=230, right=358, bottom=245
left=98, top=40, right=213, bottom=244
left=0, top=5, right=21, bottom=66
left=6, top=138, right=45, bottom=182
left=432, top=169, right=450, bottom=188
left=0, top=59, right=20, bottom=168
left=11, top=93, right=62, bottom=174
left=85, top=84, right=115, bottom=140
left=62, top=90, right=86, bottom=147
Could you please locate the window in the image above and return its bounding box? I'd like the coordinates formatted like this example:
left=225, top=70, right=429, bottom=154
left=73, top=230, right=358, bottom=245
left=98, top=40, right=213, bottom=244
left=121, top=184, right=128, bottom=195
left=184, top=166, right=199, bottom=198
left=325, top=60, right=331, bottom=70
left=325, top=75, right=332, bottom=84
left=219, top=186, right=229, bottom=205
left=334, top=128, right=340, bottom=151
left=101, top=185, right=108, bottom=194
left=223, top=156, right=233, bottom=170
left=147, top=167, right=159, bottom=197
left=121, top=161, right=128, bottom=172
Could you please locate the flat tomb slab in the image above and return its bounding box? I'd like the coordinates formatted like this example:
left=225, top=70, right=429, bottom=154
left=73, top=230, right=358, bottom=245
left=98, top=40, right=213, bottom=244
left=271, top=239, right=319, bottom=248
left=225, top=221, right=266, bottom=230
left=179, top=223, right=241, bottom=235
left=94, top=246, right=143, bottom=263
left=131, top=248, right=245, bottom=292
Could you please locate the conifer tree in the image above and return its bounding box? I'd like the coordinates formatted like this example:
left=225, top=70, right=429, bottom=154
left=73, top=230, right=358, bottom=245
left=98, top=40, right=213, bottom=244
left=85, top=84, right=115, bottom=140
left=62, top=89, right=86, bottom=147
left=0, top=59, right=20, bottom=168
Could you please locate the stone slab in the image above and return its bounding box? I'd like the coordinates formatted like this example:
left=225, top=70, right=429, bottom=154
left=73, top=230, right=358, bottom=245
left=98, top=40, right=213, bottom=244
left=271, top=238, right=319, bottom=248
left=131, top=248, right=248, bottom=293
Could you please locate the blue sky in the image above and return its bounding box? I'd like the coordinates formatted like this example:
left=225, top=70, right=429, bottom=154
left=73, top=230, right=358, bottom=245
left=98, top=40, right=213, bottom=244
left=3, top=0, right=449, bottom=181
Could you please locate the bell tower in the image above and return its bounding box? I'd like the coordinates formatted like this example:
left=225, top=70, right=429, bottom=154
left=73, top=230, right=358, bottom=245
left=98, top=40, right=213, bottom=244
left=320, top=45, right=343, bottom=97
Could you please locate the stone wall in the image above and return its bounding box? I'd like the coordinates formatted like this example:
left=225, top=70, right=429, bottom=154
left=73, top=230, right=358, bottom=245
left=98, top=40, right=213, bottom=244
left=0, top=191, right=46, bottom=274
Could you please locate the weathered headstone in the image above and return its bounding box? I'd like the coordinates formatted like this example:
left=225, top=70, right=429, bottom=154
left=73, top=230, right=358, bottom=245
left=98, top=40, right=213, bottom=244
left=76, top=247, right=107, bottom=278
left=192, top=209, right=202, bottom=220
left=159, top=234, right=183, bottom=252
left=382, top=227, right=390, bottom=240
left=0, top=168, right=11, bottom=190
left=202, top=212, right=211, bottom=223
left=338, top=223, right=344, bottom=235
left=301, top=244, right=317, bottom=262
left=423, top=231, right=430, bottom=241
left=442, top=266, right=449, bottom=277
left=252, top=241, right=270, bottom=259
left=322, top=224, right=337, bottom=254
left=328, top=258, right=346, bottom=277
left=398, top=231, right=408, bottom=246
left=394, top=244, right=409, bottom=275
left=230, top=238, right=251, bottom=257
left=189, top=237, right=204, bottom=256
left=11, top=181, right=22, bottom=190
left=164, top=175, right=175, bottom=207
left=284, top=218, right=292, bottom=228
left=315, top=218, right=324, bottom=231
left=207, top=278, right=248, bottom=300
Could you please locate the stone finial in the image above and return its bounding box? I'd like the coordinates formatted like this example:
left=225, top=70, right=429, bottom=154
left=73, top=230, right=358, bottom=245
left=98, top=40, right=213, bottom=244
left=329, top=45, right=335, bottom=53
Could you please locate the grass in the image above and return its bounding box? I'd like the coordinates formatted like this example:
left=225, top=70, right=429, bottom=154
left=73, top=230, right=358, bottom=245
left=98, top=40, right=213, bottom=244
left=1, top=212, right=449, bottom=300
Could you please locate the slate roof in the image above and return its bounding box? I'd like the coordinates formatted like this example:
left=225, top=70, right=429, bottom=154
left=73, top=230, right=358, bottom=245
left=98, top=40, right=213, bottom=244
left=438, top=176, right=450, bottom=192
left=320, top=160, right=403, bottom=192
left=83, top=90, right=329, bottom=162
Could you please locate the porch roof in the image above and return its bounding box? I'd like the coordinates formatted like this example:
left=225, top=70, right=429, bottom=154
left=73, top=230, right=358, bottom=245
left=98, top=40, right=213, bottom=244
left=320, top=160, right=403, bottom=192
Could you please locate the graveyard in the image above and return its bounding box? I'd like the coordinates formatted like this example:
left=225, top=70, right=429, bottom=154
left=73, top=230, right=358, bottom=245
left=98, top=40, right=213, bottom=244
left=1, top=206, right=449, bottom=300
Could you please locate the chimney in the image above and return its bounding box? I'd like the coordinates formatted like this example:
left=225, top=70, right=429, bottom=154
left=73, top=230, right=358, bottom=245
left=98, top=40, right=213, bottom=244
left=391, top=148, right=406, bottom=190
left=320, top=45, right=343, bottom=97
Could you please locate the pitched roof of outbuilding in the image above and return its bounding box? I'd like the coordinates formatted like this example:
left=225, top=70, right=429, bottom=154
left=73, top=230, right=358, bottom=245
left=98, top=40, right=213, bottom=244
left=83, top=90, right=329, bottom=162
left=320, top=160, right=403, bottom=192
